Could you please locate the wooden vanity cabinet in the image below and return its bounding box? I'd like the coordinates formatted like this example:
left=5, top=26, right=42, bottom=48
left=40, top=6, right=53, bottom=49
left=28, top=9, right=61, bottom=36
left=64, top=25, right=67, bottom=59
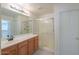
left=28, top=36, right=39, bottom=54
left=1, top=45, right=17, bottom=55
left=34, top=36, right=39, bottom=51
left=28, top=38, right=35, bottom=55
left=1, top=36, right=39, bottom=55
left=18, top=40, right=28, bottom=55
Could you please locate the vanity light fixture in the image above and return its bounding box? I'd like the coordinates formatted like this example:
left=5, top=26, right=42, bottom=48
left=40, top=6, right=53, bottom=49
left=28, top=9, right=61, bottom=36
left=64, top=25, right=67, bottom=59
left=8, top=3, right=31, bottom=16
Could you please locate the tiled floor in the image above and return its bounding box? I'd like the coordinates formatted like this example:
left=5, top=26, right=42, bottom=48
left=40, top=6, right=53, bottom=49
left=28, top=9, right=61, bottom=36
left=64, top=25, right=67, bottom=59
left=33, top=48, right=54, bottom=55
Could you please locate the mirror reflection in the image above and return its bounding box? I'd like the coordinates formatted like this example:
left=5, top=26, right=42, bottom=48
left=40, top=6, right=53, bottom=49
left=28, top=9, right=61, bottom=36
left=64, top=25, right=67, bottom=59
left=1, top=10, right=33, bottom=40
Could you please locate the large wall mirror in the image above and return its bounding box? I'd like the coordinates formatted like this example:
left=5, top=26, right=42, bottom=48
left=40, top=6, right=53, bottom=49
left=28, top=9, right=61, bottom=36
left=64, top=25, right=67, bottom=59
left=0, top=8, right=34, bottom=40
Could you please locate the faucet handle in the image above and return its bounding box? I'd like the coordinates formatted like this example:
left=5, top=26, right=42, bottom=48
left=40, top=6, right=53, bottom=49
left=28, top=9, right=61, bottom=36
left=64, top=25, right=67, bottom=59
left=11, top=35, right=14, bottom=38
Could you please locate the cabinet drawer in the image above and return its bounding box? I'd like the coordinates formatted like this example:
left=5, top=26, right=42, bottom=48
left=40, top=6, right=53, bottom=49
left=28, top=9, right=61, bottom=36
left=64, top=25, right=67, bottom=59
left=2, top=45, right=17, bottom=55
left=2, top=45, right=17, bottom=51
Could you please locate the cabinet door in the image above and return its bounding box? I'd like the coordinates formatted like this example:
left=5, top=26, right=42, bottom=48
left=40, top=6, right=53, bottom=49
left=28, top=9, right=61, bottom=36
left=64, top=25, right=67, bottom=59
left=18, top=41, right=28, bottom=55
left=2, top=45, right=17, bottom=55
left=34, top=36, right=39, bottom=51
left=28, top=38, right=35, bottom=55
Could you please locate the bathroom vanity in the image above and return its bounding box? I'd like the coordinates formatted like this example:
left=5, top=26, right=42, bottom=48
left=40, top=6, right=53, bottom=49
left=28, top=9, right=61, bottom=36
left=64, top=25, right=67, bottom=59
left=1, top=34, right=39, bottom=55
left=0, top=4, right=39, bottom=55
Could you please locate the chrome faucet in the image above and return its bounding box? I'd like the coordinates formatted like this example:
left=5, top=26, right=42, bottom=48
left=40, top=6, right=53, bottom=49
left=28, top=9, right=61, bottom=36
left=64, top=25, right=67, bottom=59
left=7, top=35, right=14, bottom=41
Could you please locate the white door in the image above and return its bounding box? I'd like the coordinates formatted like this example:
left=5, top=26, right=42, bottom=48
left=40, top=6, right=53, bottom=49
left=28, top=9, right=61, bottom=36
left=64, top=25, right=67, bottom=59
left=59, top=10, right=79, bottom=55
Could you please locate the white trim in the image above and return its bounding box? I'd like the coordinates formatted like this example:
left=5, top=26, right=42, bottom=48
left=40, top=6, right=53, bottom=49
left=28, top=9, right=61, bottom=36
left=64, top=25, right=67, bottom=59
left=42, top=47, right=54, bottom=53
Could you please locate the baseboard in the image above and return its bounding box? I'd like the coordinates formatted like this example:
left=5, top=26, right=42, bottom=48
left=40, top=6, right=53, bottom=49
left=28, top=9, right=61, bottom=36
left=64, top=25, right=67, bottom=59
left=42, top=47, right=54, bottom=53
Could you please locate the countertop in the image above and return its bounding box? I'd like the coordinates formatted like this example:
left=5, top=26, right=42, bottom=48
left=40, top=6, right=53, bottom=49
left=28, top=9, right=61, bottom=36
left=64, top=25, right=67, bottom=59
left=1, top=34, right=38, bottom=49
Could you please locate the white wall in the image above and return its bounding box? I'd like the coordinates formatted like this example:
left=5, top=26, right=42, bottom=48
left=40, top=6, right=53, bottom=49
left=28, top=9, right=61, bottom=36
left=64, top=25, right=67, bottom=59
left=54, top=3, right=79, bottom=54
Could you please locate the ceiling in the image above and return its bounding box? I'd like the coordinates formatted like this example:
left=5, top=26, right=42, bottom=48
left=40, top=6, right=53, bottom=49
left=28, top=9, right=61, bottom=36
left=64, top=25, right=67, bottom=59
left=1, top=3, right=53, bottom=18
left=21, top=3, right=53, bottom=18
